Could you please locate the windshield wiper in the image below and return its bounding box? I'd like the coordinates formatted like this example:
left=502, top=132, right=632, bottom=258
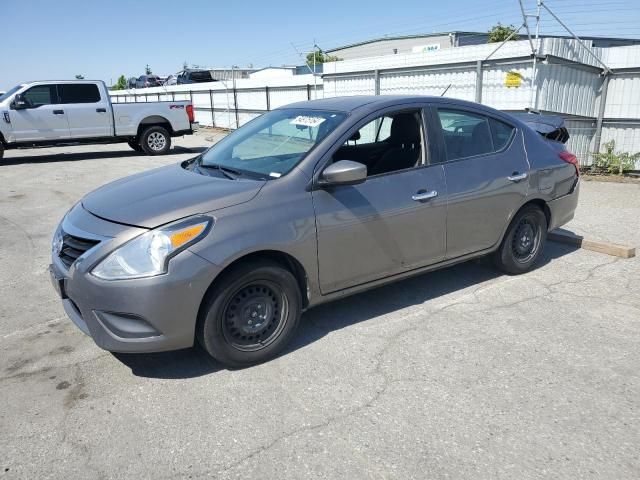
left=197, top=162, right=241, bottom=180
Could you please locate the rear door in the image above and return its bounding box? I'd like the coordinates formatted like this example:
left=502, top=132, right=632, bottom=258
left=10, top=84, right=70, bottom=141
left=431, top=105, right=529, bottom=259
left=59, top=83, right=112, bottom=138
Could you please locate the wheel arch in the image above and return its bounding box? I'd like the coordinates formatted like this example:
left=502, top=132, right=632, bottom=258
left=196, top=249, right=310, bottom=336
left=496, top=197, right=552, bottom=250
left=137, top=116, right=173, bottom=136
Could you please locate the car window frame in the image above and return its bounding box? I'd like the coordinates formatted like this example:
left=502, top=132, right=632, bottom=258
left=429, top=103, right=517, bottom=164
left=313, top=104, right=434, bottom=185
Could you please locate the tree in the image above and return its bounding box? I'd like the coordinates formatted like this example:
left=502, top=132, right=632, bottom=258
left=488, top=23, right=519, bottom=43
left=306, top=50, right=340, bottom=65
left=592, top=140, right=640, bottom=175
left=113, top=75, right=127, bottom=90
left=145, top=64, right=152, bottom=75
left=75, top=74, right=85, bottom=79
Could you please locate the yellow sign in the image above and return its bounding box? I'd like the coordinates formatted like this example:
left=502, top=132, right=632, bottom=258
left=505, top=71, right=523, bottom=88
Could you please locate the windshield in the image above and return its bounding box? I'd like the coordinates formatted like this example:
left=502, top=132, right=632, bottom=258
left=0, top=85, right=24, bottom=103
left=199, top=109, right=347, bottom=178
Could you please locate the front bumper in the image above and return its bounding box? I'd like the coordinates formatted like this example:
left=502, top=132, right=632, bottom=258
left=50, top=203, right=220, bottom=353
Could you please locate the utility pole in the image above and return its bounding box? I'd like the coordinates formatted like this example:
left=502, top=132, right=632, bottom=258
left=313, top=40, right=317, bottom=100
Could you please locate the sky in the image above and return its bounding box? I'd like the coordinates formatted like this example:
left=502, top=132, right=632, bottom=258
left=2, top=0, right=640, bottom=90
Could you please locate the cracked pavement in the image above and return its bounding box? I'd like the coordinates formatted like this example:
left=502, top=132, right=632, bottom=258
left=1, top=139, right=639, bottom=479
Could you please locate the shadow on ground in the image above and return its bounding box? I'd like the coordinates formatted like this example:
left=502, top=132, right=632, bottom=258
left=113, top=241, right=578, bottom=379
left=1, top=146, right=206, bottom=166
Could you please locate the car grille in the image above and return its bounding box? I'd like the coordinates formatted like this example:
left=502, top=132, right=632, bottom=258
left=59, top=232, right=100, bottom=269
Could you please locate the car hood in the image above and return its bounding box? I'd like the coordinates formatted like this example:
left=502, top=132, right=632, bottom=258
left=82, top=163, right=265, bottom=228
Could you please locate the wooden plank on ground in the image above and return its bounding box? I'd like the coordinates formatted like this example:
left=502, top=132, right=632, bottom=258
left=548, top=230, right=636, bottom=258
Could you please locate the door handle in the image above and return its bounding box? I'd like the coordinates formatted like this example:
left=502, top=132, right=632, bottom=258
left=96, top=108, right=107, bottom=113
left=53, top=109, right=65, bottom=115
left=507, top=172, right=528, bottom=182
left=412, top=190, right=438, bottom=202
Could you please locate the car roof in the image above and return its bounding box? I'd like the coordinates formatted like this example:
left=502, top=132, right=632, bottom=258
left=281, top=95, right=500, bottom=114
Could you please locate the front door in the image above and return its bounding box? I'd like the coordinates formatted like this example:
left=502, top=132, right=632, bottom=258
left=312, top=108, right=447, bottom=294
left=433, top=106, right=529, bottom=259
left=10, top=85, right=70, bottom=141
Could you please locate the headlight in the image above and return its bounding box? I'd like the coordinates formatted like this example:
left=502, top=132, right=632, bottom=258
left=92, top=216, right=212, bottom=280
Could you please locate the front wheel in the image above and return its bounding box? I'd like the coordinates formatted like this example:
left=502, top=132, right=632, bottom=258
left=494, top=205, right=547, bottom=275
left=140, top=126, right=171, bottom=155
left=197, top=260, right=302, bottom=367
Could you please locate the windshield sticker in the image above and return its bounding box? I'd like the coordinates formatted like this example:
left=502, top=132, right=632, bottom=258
left=269, top=172, right=282, bottom=178
left=290, top=116, right=326, bottom=128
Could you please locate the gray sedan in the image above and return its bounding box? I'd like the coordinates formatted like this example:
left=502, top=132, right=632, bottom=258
left=50, top=96, right=580, bottom=367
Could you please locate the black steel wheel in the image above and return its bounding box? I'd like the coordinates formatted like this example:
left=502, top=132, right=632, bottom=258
left=494, top=205, right=547, bottom=274
left=221, top=281, right=289, bottom=352
left=197, top=260, right=302, bottom=367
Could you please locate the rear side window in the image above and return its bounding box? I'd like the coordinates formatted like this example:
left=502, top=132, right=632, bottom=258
left=23, top=85, right=57, bottom=106
left=59, top=84, right=101, bottom=104
left=437, top=109, right=493, bottom=161
left=490, top=118, right=516, bottom=150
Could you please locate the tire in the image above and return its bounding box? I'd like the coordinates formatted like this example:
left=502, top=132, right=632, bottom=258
left=0, top=143, right=4, bottom=159
left=493, top=205, right=547, bottom=275
left=139, top=126, right=171, bottom=155
left=197, top=260, right=302, bottom=368
left=127, top=139, right=143, bottom=152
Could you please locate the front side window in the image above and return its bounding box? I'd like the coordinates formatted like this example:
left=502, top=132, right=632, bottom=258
left=437, top=109, right=494, bottom=161
left=334, top=111, right=423, bottom=177
left=198, top=109, right=347, bottom=179
left=59, top=84, right=101, bottom=104
left=22, top=85, right=57, bottom=107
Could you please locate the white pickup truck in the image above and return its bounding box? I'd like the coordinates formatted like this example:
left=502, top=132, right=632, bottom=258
left=0, top=80, right=198, bottom=158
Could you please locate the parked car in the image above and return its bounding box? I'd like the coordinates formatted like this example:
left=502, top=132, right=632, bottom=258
left=49, top=96, right=579, bottom=367
left=135, top=75, right=162, bottom=89
left=0, top=80, right=198, bottom=158
left=127, top=77, right=137, bottom=89
left=175, top=69, right=216, bottom=84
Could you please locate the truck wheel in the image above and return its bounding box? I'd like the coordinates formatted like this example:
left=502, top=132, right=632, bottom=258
left=493, top=205, right=547, bottom=275
left=127, top=140, right=143, bottom=153
left=197, top=260, right=302, bottom=368
left=140, top=126, right=171, bottom=155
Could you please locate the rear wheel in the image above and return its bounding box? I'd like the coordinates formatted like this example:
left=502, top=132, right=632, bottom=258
left=197, top=260, right=302, bottom=367
left=140, top=126, right=171, bottom=155
left=494, top=205, right=547, bottom=274
left=127, top=139, right=143, bottom=152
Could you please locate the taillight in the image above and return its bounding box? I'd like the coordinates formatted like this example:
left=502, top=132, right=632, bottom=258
left=559, top=150, right=580, bottom=177
left=186, top=104, right=195, bottom=123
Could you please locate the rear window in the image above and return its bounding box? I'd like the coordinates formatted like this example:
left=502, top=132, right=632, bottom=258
left=437, top=109, right=493, bottom=161
left=59, top=84, right=101, bottom=104
left=190, top=71, right=213, bottom=81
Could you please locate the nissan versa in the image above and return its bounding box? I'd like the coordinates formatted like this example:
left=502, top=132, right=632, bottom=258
left=50, top=96, right=579, bottom=367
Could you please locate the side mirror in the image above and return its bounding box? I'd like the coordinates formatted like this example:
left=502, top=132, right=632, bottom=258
left=11, top=94, right=27, bottom=110
left=320, top=160, right=367, bottom=186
